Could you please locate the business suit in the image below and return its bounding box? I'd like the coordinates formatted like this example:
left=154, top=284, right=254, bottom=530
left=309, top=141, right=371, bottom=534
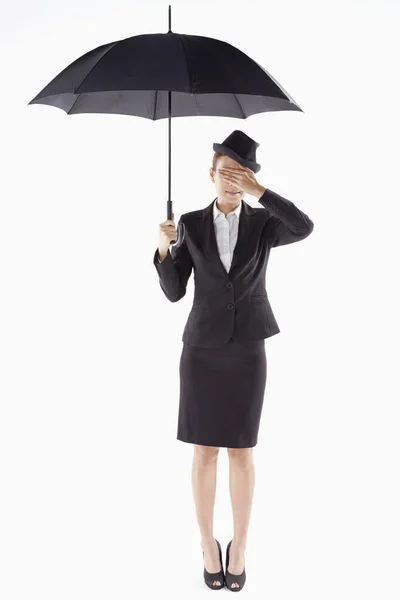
left=153, top=187, right=314, bottom=447
left=154, top=187, right=314, bottom=347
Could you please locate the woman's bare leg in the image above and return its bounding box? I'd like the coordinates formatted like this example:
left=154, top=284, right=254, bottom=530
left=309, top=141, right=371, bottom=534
left=192, top=444, right=222, bottom=587
left=227, top=447, right=255, bottom=589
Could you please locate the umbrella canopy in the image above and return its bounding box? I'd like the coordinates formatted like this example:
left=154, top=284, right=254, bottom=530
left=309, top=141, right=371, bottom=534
left=27, top=5, right=303, bottom=224
left=28, top=31, right=302, bottom=118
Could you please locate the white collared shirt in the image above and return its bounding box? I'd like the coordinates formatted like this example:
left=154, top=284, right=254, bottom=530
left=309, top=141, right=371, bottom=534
left=158, top=198, right=242, bottom=271
left=213, top=198, right=242, bottom=272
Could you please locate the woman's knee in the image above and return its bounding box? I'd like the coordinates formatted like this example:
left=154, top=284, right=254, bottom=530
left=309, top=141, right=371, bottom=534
left=193, top=444, right=220, bottom=464
left=227, top=447, right=253, bottom=465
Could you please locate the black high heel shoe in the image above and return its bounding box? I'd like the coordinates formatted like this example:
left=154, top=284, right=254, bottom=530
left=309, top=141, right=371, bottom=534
left=203, top=538, right=225, bottom=590
left=225, top=540, right=246, bottom=592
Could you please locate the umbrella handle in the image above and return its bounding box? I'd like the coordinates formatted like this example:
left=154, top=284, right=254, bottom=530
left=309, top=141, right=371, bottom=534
left=167, top=199, right=176, bottom=244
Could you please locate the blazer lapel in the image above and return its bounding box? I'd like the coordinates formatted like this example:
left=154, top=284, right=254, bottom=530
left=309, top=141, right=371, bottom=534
left=197, top=197, right=257, bottom=276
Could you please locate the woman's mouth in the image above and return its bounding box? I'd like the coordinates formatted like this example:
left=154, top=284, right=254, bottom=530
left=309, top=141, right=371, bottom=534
left=226, top=191, right=240, bottom=195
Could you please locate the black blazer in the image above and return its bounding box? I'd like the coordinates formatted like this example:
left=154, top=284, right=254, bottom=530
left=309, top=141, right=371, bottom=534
left=153, top=188, right=314, bottom=348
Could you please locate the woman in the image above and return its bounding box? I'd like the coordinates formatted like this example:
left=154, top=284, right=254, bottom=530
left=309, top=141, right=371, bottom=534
left=153, top=130, right=314, bottom=591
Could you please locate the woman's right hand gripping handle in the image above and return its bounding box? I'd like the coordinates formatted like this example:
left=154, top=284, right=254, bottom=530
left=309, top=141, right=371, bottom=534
left=158, top=212, right=177, bottom=262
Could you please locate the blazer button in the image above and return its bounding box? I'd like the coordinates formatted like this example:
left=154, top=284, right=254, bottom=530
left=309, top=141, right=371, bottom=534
left=226, top=282, right=232, bottom=288
left=227, top=303, right=234, bottom=309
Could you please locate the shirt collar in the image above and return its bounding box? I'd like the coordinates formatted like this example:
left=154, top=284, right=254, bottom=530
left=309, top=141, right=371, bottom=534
left=213, top=197, right=242, bottom=221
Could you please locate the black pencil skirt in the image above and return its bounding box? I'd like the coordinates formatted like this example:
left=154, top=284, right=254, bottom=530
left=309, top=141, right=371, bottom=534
left=177, top=336, right=267, bottom=448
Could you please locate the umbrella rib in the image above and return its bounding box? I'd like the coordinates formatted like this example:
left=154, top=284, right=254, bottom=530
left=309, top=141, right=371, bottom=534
left=68, top=94, right=81, bottom=115
left=179, top=36, right=192, bottom=93
left=153, top=89, right=158, bottom=120
left=68, top=41, right=120, bottom=114
left=233, top=93, right=246, bottom=118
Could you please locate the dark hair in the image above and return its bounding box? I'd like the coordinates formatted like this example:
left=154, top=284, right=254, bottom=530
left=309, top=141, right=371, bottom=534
left=212, top=152, right=224, bottom=171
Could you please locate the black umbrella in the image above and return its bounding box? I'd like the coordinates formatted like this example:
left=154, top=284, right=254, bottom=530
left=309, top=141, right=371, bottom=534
left=28, top=5, right=302, bottom=230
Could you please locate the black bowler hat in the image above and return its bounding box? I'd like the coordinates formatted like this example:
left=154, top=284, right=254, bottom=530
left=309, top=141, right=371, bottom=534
left=213, top=129, right=261, bottom=173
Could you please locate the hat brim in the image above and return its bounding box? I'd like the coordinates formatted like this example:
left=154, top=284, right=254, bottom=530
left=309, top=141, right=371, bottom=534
left=212, top=143, right=261, bottom=173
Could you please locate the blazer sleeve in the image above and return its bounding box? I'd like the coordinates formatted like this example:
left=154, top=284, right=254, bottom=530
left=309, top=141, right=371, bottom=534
left=258, top=188, right=314, bottom=248
left=153, top=217, right=194, bottom=302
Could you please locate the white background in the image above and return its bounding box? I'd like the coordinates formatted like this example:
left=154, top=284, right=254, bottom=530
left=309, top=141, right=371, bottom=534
left=1, top=0, right=399, bottom=598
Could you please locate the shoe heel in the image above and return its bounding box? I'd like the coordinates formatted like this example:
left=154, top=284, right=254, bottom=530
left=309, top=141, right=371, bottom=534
left=225, top=539, right=246, bottom=592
